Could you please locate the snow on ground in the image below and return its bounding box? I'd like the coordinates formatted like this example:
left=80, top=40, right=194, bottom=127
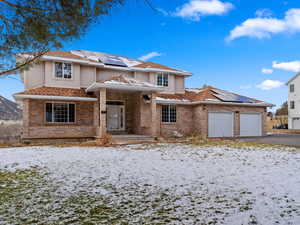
left=0, top=143, right=300, bottom=224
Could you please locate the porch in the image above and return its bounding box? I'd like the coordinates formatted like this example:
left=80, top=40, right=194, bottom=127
left=92, top=88, right=160, bottom=139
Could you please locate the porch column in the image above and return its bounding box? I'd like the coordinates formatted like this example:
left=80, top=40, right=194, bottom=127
left=151, top=92, right=158, bottom=136
left=98, top=88, right=107, bottom=138
left=22, top=99, right=30, bottom=138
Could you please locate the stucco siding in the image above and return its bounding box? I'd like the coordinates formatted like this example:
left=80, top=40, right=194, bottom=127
left=135, top=71, right=149, bottom=82
left=80, top=66, right=96, bottom=88
left=96, top=69, right=134, bottom=81
left=44, top=61, right=81, bottom=89
left=175, top=76, right=185, bottom=94
left=24, top=62, right=45, bottom=90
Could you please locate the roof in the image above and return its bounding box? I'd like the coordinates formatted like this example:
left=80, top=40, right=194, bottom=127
left=86, top=75, right=163, bottom=92
left=14, top=86, right=96, bottom=98
left=157, top=86, right=274, bottom=107
left=133, top=62, right=180, bottom=72
left=19, top=50, right=190, bottom=75
left=286, top=72, right=300, bottom=84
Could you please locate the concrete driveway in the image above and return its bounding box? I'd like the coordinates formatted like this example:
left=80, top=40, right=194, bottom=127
left=240, top=133, right=300, bottom=147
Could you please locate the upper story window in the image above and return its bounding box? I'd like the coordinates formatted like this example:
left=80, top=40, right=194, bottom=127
left=46, top=102, right=75, bottom=123
left=157, top=73, right=168, bottom=87
left=290, top=84, right=295, bottom=93
left=290, top=101, right=295, bottom=109
left=55, top=62, right=72, bottom=79
left=161, top=105, right=176, bottom=123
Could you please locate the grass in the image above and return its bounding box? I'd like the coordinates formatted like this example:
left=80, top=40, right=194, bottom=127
left=189, top=138, right=297, bottom=149
left=1, top=143, right=300, bottom=224
left=0, top=167, right=261, bottom=225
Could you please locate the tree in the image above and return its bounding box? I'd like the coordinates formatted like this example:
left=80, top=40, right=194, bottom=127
left=275, top=101, right=288, bottom=116
left=0, top=0, right=123, bottom=76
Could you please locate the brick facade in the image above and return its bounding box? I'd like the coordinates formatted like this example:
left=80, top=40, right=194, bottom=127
left=22, top=99, right=95, bottom=139
left=158, top=104, right=266, bottom=138
left=22, top=95, right=267, bottom=140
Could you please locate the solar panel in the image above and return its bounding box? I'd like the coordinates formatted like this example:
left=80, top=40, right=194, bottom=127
left=101, top=55, right=127, bottom=67
left=213, top=89, right=256, bottom=103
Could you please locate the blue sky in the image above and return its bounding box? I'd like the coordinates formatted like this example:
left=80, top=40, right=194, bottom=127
left=2, top=0, right=300, bottom=110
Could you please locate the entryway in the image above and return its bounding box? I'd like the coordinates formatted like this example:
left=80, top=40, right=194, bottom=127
left=106, top=101, right=125, bottom=131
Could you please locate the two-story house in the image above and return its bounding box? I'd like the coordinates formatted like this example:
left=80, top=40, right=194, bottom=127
left=287, top=73, right=300, bottom=129
left=13, top=50, right=273, bottom=140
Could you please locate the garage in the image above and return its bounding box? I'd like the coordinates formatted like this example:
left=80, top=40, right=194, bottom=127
left=240, top=113, right=262, bottom=137
left=292, top=118, right=300, bottom=129
left=208, top=112, right=234, bottom=138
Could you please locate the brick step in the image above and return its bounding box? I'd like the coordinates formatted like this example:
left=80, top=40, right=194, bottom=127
left=111, top=135, right=157, bottom=144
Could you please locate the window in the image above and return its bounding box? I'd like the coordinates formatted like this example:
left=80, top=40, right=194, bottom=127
left=290, top=84, right=295, bottom=93
left=157, top=73, right=168, bottom=87
left=290, top=101, right=295, bottom=109
left=161, top=105, right=176, bottom=123
left=46, top=103, right=75, bottom=123
left=55, top=62, right=72, bottom=79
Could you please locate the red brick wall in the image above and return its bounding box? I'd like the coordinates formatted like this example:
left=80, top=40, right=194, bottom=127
left=158, top=105, right=194, bottom=137
left=23, top=99, right=96, bottom=139
left=157, top=104, right=267, bottom=138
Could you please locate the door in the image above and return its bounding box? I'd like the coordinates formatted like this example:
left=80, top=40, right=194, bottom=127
left=208, top=112, right=234, bottom=138
left=292, top=118, right=300, bottom=129
left=107, top=105, right=125, bottom=131
left=240, top=113, right=262, bottom=137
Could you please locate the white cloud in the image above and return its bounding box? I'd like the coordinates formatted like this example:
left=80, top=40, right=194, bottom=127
left=255, top=8, right=273, bottom=18
left=157, top=8, right=169, bottom=16
left=262, top=68, right=273, bottom=74
left=272, top=60, right=300, bottom=72
left=256, top=80, right=284, bottom=90
left=240, top=85, right=252, bottom=89
left=227, top=8, right=300, bottom=41
left=174, top=0, right=234, bottom=21
left=138, top=52, right=163, bottom=61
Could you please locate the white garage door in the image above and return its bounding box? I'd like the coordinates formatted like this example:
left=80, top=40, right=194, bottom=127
left=208, top=112, right=234, bottom=138
left=292, top=118, right=300, bottom=129
left=240, top=113, right=262, bottom=137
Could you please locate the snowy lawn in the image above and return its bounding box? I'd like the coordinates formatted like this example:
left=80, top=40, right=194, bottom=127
left=0, top=143, right=300, bottom=225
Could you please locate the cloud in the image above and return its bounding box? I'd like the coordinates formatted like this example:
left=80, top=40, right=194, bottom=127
left=272, top=60, right=300, bottom=72
left=174, top=0, right=234, bottom=21
left=240, top=85, right=252, bottom=89
left=255, top=8, right=273, bottom=18
left=256, top=80, right=284, bottom=90
left=262, top=68, right=273, bottom=74
left=227, top=8, right=300, bottom=41
left=138, top=52, right=163, bottom=61
left=157, top=8, right=169, bottom=16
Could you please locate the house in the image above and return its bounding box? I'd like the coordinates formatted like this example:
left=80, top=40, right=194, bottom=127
left=287, top=73, right=300, bottom=129
left=13, top=50, right=274, bottom=140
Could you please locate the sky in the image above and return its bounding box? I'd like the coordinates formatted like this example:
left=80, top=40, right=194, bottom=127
left=2, top=0, right=300, bottom=110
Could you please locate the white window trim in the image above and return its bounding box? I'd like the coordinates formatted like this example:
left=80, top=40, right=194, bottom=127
left=290, top=84, right=295, bottom=93
left=290, top=101, right=295, bottom=110
left=53, top=62, right=74, bottom=80
left=45, top=102, right=76, bottom=124
left=161, top=104, right=177, bottom=123
left=156, top=73, right=169, bottom=87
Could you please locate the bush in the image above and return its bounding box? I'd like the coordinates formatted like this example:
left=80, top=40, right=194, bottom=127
left=0, top=121, right=22, bottom=144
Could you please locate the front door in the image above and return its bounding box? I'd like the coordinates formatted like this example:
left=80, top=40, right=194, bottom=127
left=107, top=103, right=125, bottom=131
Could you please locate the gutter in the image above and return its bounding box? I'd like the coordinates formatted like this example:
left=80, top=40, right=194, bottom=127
left=102, top=65, right=192, bottom=76
left=156, top=99, right=275, bottom=107
left=13, top=94, right=97, bottom=102
left=18, top=54, right=192, bottom=76
left=17, top=54, right=105, bottom=67
left=86, top=82, right=164, bottom=92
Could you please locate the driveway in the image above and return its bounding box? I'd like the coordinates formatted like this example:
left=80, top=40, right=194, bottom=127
left=240, top=133, right=300, bottom=147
